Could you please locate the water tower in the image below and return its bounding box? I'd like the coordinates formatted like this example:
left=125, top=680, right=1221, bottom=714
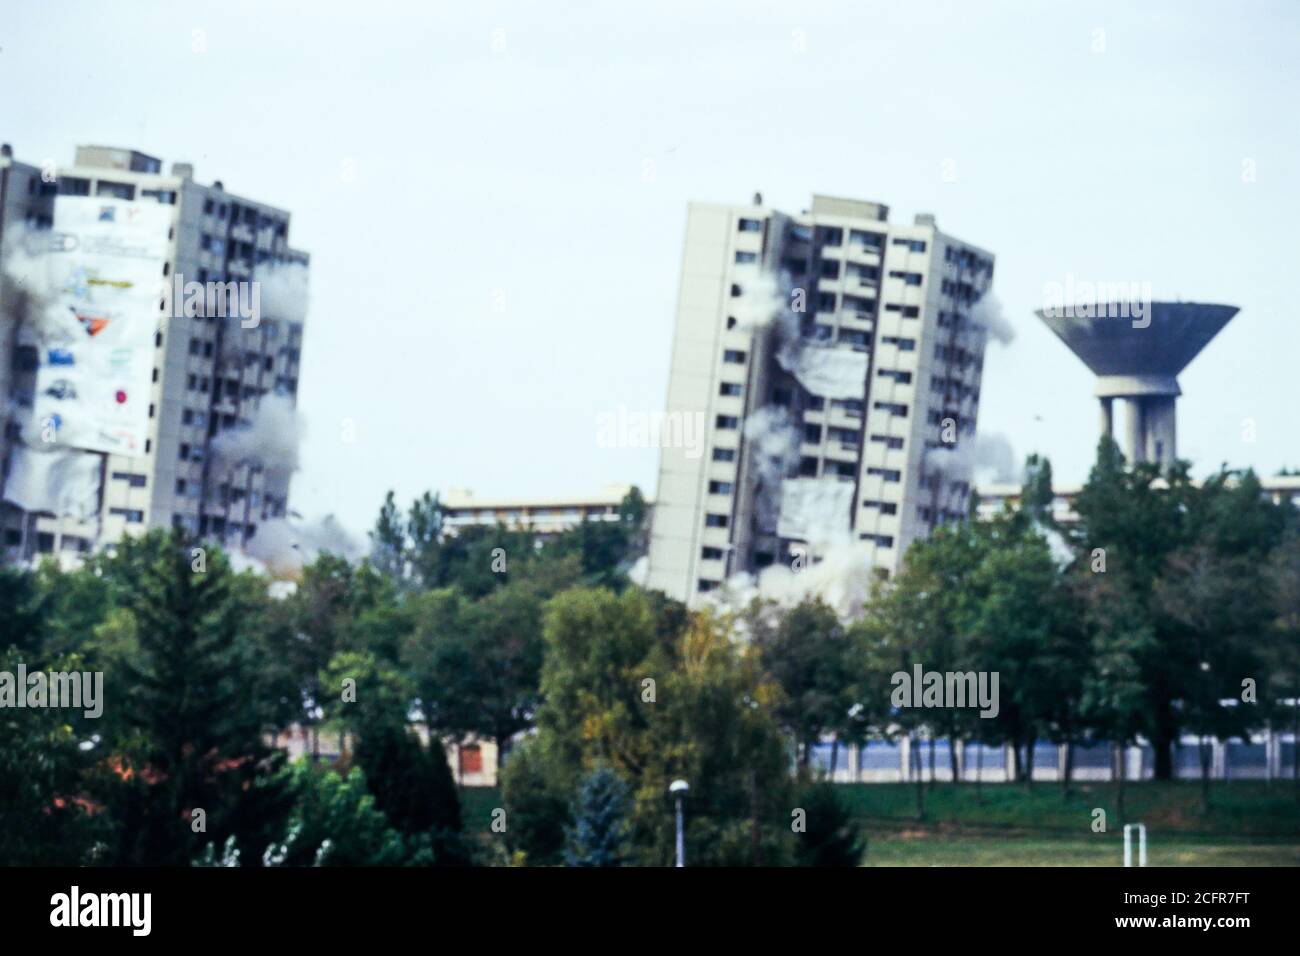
left=1035, top=302, right=1239, bottom=468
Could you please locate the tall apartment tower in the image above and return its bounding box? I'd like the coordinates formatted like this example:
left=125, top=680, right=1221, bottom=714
left=0, top=144, right=308, bottom=564
left=645, top=194, right=994, bottom=605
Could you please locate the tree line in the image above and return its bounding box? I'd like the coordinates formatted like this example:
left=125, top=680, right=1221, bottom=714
left=2, top=437, right=1297, bottom=865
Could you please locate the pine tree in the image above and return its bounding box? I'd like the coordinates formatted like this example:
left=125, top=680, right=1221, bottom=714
left=114, top=531, right=286, bottom=864
left=564, top=766, right=630, bottom=867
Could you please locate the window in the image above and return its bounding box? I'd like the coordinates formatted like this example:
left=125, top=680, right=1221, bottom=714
left=880, top=336, right=916, bottom=350
left=877, top=369, right=912, bottom=384
left=830, top=461, right=856, bottom=477
left=867, top=467, right=902, bottom=482
left=819, top=259, right=841, bottom=279
left=719, top=382, right=742, bottom=397
left=771, top=387, right=792, bottom=406
left=179, top=443, right=190, bottom=460
left=799, top=457, right=819, bottom=477
left=57, top=177, right=91, bottom=196
left=888, top=270, right=924, bottom=286
left=817, top=292, right=837, bottom=311
left=708, top=481, right=733, bottom=495
left=738, top=218, right=763, bottom=232
left=891, top=238, right=926, bottom=253
left=110, top=471, right=147, bottom=488
left=712, top=447, right=736, bottom=462
left=109, top=508, right=145, bottom=523
left=701, top=546, right=725, bottom=560
left=804, top=424, right=822, bottom=443
left=842, top=294, right=874, bottom=315
left=850, top=229, right=883, bottom=249
left=873, top=402, right=908, bottom=416
left=829, top=427, right=859, bottom=447
left=863, top=500, right=898, bottom=515
left=831, top=399, right=864, bottom=418
left=705, top=513, right=729, bottom=528
left=870, top=434, right=905, bottom=450
left=96, top=180, right=135, bottom=200
left=818, top=226, right=843, bottom=246
left=715, top=415, right=739, bottom=430
left=176, top=479, right=187, bottom=494
left=838, top=329, right=869, bottom=349
left=697, top=579, right=720, bottom=593
left=723, top=350, right=747, bottom=364
left=735, top=250, right=758, bottom=264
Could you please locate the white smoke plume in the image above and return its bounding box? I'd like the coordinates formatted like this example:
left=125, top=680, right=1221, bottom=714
left=1034, top=520, right=1075, bottom=568
left=776, top=477, right=854, bottom=545
left=240, top=513, right=363, bottom=575
left=742, top=406, right=802, bottom=529
left=1, top=225, right=69, bottom=342
left=211, top=394, right=304, bottom=476
left=627, top=554, right=650, bottom=588
left=729, top=268, right=784, bottom=330
left=924, top=432, right=1019, bottom=483
left=779, top=347, right=869, bottom=400
left=707, top=540, right=879, bottom=621
left=256, top=261, right=310, bottom=325
left=971, top=291, right=1014, bottom=345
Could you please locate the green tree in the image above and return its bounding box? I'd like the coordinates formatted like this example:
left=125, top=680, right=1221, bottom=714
left=792, top=781, right=865, bottom=867
left=564, top=766, right=630, bottom=867
left=369, top=490, right=407, bottom=580
left=109, top=531, right=288, bottom=865
left=0, top=648, right=108, bottom=865
left=750, top=598, right=855, bottom=773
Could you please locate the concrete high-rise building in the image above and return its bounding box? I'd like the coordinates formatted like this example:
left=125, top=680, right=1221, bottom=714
left=0, top=144, right=309, bottom=564
left=645, top=193, right=995, bottom=605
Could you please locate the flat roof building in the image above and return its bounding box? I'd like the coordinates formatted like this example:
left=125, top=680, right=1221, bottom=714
left=0, top=143, right=309, bottom=564
left=644, top=193, right=996, bottom=605
left=442, top=484, right=649, bottom=536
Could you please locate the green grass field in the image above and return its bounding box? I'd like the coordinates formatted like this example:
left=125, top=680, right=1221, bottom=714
left=459, top=780, right=1300, bottom=866
left=847, top=780, right=1300, bottom=866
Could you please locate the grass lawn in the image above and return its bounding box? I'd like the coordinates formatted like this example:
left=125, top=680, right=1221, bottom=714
left=847, top=780, right=1300, bottom=866
left=864, top=833, right=1300, bottom=866
left=459, top=780, right=1300, bottom=866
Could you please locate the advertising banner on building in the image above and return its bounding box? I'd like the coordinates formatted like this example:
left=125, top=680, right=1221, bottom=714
left=31, top=196, right=172, bottom=456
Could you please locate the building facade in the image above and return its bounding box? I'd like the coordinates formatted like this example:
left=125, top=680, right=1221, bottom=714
left=645, top=193, right=995, bottom=605
left=442, top=484, right=649, bottom=537
left=975, top=474, right=1300, bottom=524
left=0, top=144, right=308, bottom=564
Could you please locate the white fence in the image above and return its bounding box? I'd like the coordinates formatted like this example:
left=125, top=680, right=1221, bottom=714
left=812, top=733, right=1299, bottom=784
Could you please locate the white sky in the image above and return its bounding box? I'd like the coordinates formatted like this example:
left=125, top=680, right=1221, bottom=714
left=4, top=0, right=1297, bottom=539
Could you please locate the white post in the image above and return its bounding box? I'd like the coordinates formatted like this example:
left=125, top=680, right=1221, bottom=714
left=1123, top=823, right=1147, bottom=867
left=674, top=797, right=684, bottom=868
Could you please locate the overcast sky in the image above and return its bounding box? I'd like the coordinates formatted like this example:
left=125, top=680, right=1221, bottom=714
left=4, top=1, right=1297, bottom=539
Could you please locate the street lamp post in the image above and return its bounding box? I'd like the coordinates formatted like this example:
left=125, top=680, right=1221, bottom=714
left=669, top=779, right=689, bottom=867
